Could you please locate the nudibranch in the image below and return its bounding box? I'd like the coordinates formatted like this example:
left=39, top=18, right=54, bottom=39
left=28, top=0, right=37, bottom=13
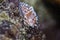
left=19, top=2, right=38, bottom=27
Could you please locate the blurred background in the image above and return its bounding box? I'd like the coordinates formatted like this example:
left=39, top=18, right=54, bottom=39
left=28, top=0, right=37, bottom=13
left=0, top=0, right=60, bottom=40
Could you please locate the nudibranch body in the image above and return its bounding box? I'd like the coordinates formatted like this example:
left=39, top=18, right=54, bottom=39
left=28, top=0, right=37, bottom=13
left=19, top=2, right=38, bottom=27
